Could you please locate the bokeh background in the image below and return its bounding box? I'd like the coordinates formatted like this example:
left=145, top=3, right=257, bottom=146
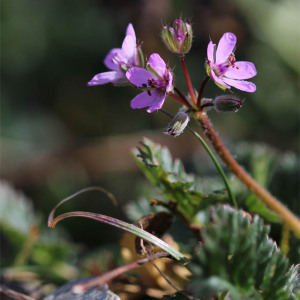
left=1, top=0, right=299, bottom=293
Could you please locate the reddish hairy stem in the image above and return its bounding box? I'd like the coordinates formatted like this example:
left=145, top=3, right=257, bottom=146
left=168, top=92, right=193, bottom=109
left=180, top=54, right=197, bottom=107
left=174, top=87, right=189, bottom=104
left=197, top=75, right=210, bottom=108
left=196, top=111, right=300, bottom=236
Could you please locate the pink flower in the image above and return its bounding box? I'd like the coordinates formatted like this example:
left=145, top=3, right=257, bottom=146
left=207, top=33, right=257, bottom=93
left=88, top=24, right=139, bottom=86
left=126, top=53, right=173, bottom=113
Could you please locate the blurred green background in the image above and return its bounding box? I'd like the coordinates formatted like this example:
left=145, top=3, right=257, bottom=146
left=1, top=0, right=299, bottom=263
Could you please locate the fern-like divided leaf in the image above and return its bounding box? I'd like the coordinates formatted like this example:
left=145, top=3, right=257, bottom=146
left=188, top=205, right=300, bottom=300
left=132, top=138, right=227, bottom=220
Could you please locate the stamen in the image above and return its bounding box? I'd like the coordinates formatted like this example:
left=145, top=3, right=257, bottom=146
left=147, top=79, right=155, bottom=87
left=227, top=54, right=236, bottom=68
left=112, top=53, right=122, bottom=66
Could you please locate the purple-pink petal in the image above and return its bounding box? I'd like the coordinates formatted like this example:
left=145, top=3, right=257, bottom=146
left=207, top=41, right=215, bottom=62
left=130, top=91, right=153, bottom=109
left=148, top=53, right=166, bottom=78
left=225, top=61, right=257, bottom=80
left=121, top=35, right=136, bottom=63
left=104, top=49, right=122, bottom=71
left=222, top=78, right=256, bottom=93
left=166, top=70, right=173, bottom=93
left=215, top=32, right=237, bottom=64
left=126, top=23, right=136, bottom=41
left=126, top=68, right=156, bottom=87
left=88, top=71, right=124, bottom=86
left=147, top=91, right=166, bottom=113
left=130, top=90, right=165, bottom=113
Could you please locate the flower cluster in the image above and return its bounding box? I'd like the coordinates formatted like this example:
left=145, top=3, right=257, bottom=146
left=88, top=21, right=257, bottom=117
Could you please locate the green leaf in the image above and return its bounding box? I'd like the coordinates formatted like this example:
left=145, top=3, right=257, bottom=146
left=249, top=144, right=276, bottom=187
left=285, top=264, right=300, bottom=300
left=245, top=193, right=280, bottom=223
left=0, top=181, right=40, bottom=236
left=133, top=138, right=227, bottom=220
left=189, top=276, right=245, bottom=300
left=189, top=205, right=300, bottom=299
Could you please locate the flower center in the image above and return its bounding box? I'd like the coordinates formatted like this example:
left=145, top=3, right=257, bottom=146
left=147, top=78, right=166, bottom=90
left=213, top=63, right=227, bottom=76
left=213, top=53, right=239, bottom=77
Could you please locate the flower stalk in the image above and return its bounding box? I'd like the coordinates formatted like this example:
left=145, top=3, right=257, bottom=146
left=180, top=54, right=197, bottom=107
left=197, top=75, right=210, bottom=108
left=196, top=111, right=300, bottom=236
left=168, top=91, right=193, bottom=109
left=174, top=87, right=191, bottom=106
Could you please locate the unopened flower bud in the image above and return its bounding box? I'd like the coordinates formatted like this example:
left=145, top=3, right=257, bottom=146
left=213, top=95, right=244, bottom=113
left=161, top=19, right=193, bottom=54
left=165, top=112, right=190, bottom=137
